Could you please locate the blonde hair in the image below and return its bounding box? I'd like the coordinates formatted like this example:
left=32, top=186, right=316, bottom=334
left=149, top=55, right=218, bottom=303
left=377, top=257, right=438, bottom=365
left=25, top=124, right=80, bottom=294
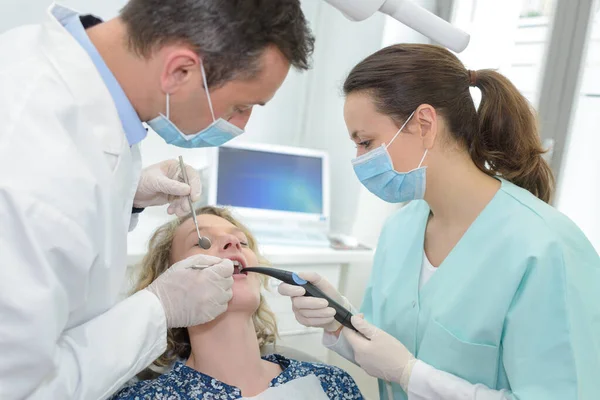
left=134, top=206, right=278, bottom=368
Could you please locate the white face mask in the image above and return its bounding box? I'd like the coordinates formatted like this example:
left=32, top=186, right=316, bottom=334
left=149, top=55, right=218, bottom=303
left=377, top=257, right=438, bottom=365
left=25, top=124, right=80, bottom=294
left=240, top=375, right=329, bottom=400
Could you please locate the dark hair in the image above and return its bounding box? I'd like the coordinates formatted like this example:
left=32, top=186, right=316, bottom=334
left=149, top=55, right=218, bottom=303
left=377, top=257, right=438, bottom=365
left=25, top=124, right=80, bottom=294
left=120, top=0, right=315, bottom=87
left=343, top=44, right=555, bottom=203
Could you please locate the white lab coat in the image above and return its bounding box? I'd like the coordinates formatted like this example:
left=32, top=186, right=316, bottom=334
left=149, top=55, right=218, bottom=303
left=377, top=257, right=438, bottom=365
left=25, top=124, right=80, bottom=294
left=0, top=4, right=167, bottom=399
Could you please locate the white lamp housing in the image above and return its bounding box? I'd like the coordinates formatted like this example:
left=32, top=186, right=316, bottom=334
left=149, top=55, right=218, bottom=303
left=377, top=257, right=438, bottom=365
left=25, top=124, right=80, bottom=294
left=324, top=0, right=470, bottom=53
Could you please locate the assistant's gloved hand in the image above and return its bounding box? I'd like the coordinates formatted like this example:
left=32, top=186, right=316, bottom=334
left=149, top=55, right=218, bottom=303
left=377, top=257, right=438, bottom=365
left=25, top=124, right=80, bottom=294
left=278, top=272, right=352, bottom=332
left=134, top=159, right=201, bottom=216
left=343, top=315, right=417, bottom=391
left=146, top=254, right=234, bottom=328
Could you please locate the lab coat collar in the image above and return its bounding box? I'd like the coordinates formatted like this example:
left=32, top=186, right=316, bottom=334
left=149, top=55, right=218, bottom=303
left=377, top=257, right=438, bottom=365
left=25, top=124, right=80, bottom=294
left=61, top=9, right=148, bottom=146
left=48, top=2, right=81, bottom=26
left=41, top=3, right=128, bottom=156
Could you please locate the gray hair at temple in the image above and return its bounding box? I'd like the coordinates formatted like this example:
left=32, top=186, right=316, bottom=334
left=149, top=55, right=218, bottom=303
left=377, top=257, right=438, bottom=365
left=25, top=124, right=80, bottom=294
left=120, top=0, right=315, bottom=88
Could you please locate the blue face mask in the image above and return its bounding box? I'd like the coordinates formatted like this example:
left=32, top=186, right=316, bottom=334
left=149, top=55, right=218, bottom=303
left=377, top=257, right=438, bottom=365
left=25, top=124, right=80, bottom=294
left=351, top=111, right=428, bottom=203
left=147, top=63, right=244, bottom=148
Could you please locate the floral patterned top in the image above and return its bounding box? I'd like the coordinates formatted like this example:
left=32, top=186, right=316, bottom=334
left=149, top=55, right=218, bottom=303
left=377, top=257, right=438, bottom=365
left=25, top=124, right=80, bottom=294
left=112, top=354, right=363, bottom=400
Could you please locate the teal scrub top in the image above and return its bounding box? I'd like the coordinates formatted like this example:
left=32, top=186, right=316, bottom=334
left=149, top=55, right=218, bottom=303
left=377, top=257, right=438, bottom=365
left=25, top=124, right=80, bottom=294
left=362, top=179, right=600, bottom=399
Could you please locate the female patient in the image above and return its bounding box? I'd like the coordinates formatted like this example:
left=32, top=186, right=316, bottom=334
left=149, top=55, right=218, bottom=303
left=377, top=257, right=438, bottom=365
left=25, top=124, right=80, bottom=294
left=112, top=206, right=363, bottom=399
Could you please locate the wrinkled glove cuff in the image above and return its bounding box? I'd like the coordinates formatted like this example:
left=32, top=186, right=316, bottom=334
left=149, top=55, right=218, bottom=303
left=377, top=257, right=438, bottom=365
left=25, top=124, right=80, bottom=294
left=340, top=296, right=359, bottom=314
left=400, top=357, right=418, bottom=392
left=324, top=320, right=342, bottom=333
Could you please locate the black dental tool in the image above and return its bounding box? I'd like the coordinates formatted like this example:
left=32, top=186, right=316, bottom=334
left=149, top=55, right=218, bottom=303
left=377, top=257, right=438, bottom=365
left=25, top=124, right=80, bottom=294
left=241, top=266, right=358, bottom=333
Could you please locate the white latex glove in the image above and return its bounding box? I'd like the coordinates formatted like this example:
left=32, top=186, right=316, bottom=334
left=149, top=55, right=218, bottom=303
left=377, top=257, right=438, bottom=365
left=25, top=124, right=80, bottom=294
left=343, top=315, right=417, bottom=391
left=134, top=159, right=201, bottom=216
left=146, top=254, right=234, bottom=328
left=278, top=272, right=351, bottom=332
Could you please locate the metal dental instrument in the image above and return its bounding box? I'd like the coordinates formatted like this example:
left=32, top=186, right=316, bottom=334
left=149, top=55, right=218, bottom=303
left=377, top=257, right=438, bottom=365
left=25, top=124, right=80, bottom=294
left=178, top=156, right=212, bottom=250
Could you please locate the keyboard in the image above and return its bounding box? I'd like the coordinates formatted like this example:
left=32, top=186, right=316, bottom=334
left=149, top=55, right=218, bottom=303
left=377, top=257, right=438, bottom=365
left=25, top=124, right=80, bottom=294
left=252, top=229, right=330, bottom=247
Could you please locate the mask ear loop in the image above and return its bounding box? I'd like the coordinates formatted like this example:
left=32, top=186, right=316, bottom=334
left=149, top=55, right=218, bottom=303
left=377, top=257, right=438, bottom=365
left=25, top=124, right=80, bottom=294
left=200, top=62, right=217, bottom=122
left=418, top=149, right=429, bottom=168
left=165, top=93, right=171, bottom=119
left=385, top=110, right=416, bottom=150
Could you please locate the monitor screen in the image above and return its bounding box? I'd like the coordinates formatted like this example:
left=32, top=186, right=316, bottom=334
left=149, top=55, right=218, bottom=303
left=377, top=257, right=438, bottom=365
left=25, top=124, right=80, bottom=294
left=216, top=146, right=324, bottom=214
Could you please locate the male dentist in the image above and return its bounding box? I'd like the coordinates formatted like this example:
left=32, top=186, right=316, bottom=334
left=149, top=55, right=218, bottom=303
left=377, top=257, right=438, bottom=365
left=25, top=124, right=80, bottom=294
left=0, top=1, right=314, bottom=399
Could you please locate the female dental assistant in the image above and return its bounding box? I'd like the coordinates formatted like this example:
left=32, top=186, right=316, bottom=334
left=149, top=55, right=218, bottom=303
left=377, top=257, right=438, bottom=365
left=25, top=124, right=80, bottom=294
left=280, top=44, right=600, bottom=399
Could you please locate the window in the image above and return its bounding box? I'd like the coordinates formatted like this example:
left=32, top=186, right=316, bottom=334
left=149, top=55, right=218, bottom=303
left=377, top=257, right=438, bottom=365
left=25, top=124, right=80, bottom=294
left=556, top=4, right=600, bottom=251
left=451, top=0, right=557, bottom=107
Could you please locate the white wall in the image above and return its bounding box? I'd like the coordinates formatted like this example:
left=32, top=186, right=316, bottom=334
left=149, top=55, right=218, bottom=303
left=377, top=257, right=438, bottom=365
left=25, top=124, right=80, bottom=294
left=452, top=0, right=523, bottom=72
left=299, top=1, right=388, bottom=236
left=382, top=0, right=437, bottom=47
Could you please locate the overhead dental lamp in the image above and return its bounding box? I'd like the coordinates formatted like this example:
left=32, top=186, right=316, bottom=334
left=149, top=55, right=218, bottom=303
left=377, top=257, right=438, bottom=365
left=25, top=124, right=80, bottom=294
left=324, top=0, right=470, bottom=53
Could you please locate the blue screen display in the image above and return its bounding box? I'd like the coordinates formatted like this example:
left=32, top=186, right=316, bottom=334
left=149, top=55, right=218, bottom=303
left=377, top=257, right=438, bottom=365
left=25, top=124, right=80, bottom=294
left=216, top=147, right=323, bottom=214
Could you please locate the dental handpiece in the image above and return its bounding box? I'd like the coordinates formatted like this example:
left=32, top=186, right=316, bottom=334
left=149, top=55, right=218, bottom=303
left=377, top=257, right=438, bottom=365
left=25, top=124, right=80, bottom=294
left=177, top=156, right=211, bottom=250
left=241, top=266, right=359, bottom=333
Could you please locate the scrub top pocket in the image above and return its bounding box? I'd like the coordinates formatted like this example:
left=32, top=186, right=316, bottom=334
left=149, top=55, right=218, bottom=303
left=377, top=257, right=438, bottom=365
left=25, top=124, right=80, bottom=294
left=418, top=319, right=500, bottom=389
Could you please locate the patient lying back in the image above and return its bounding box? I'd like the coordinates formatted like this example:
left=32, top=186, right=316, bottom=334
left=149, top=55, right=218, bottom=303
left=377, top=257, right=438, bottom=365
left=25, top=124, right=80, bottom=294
left=112, top=206, right=363, bottom=399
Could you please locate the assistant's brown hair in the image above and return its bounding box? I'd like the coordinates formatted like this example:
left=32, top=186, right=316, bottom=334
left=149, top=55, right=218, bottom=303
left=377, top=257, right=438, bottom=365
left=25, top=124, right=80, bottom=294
left=344, top=44, right=554, bottom=203
left=133, top=206, right=277, bottom=368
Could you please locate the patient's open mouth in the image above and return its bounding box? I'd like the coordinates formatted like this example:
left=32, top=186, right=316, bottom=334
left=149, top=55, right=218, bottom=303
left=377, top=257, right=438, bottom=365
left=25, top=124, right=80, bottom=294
left=231, top=260, right=248, bottom=275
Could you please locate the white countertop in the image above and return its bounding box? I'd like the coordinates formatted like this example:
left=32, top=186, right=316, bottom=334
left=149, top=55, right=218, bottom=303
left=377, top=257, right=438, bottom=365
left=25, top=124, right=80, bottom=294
left=127, top=244, right=374, bottom=266
left=257, top=245, right=374, bottom=265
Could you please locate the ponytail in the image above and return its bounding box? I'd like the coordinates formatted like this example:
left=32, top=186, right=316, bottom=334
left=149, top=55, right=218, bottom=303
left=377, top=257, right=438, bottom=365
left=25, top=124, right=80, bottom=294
left=470, top=69, right=555, bottom=203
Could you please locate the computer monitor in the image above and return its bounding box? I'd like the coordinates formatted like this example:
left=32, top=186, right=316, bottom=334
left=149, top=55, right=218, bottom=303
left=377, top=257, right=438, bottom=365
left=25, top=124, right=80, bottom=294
left=208, top=142, right=330, bottom=227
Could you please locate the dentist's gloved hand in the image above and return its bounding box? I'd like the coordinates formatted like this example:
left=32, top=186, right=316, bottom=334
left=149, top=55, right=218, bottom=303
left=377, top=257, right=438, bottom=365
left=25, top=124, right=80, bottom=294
left=146, top=254, right=234, bottom=328
left=343, top=315, right=417, bottom=391
left=278, top=272, right=352, bottom=332
left=134, top=159, right=201, bottom=216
